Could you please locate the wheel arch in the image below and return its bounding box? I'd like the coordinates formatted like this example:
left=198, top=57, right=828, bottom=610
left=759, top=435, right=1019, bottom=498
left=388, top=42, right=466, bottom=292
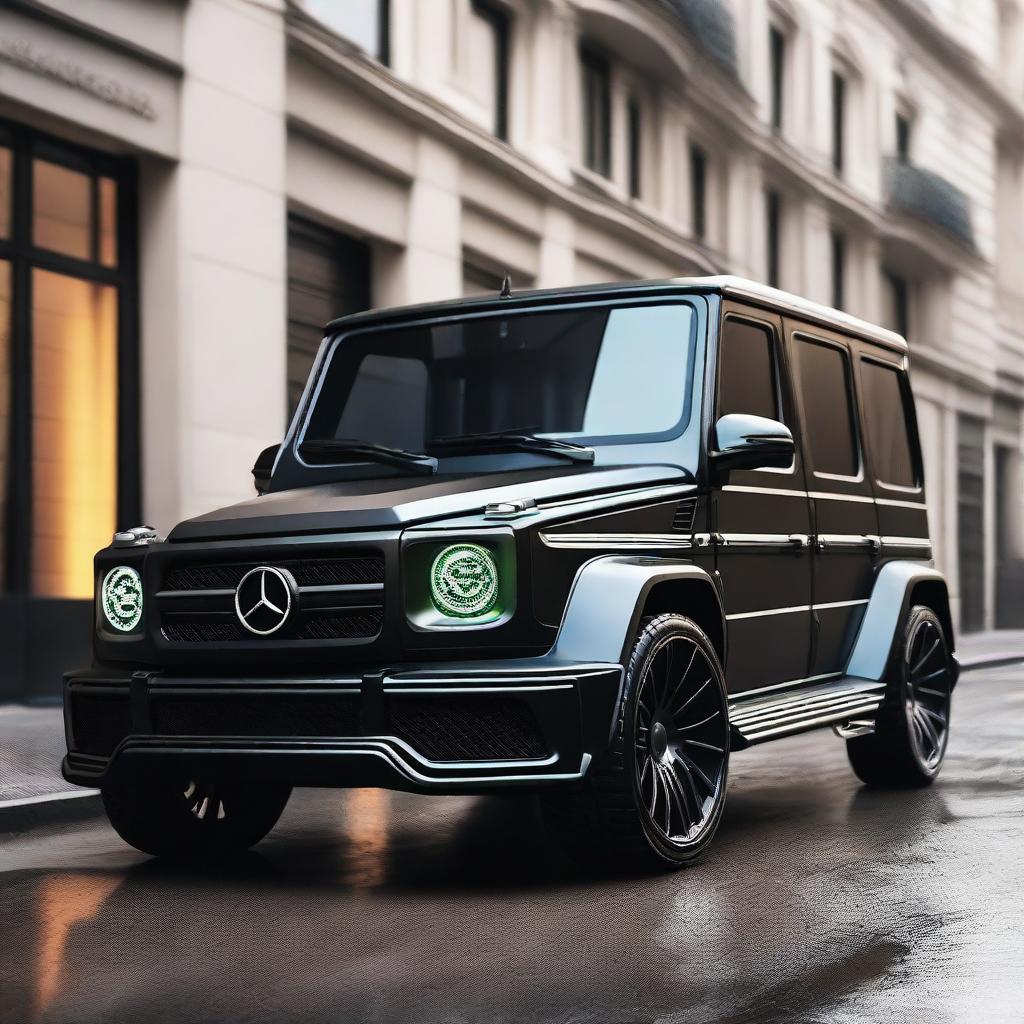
left=550, top=556, right=725, bottom=667
left=846, top=562, right=956, bottom=684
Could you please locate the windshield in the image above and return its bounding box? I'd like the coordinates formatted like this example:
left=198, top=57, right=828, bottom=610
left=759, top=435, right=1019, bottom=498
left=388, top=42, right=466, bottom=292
left=301, top=301, right=697, bottom=456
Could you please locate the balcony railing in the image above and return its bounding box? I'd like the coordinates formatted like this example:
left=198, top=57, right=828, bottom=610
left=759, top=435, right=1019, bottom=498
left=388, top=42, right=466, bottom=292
left=884, top=157, right=974, bottom=248
left=660, top=0, right=739, bottom=78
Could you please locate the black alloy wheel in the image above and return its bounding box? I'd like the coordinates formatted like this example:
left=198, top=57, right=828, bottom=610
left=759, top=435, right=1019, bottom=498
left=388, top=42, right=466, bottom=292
left=847, top=605, right=953, bottom=787
left=541, top=614, right=730, bottom=870
left=101, top=776, right=292, bottom=859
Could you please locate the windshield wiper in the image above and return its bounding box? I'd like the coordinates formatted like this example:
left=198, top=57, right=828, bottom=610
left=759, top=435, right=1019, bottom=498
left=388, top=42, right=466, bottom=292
left=426, top=430, right=595, bottom=464
left=299, top=439, right=438, bottom=474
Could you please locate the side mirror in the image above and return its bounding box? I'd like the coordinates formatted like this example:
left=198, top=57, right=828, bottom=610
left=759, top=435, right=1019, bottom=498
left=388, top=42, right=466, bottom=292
left=252, top=443, right=280, bottom=495
left=711, top=414, right=794, bottom=474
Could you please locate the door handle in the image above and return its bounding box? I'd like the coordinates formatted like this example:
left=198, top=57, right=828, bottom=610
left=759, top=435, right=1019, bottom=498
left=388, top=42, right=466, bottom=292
left=787, top=533, right=809, bottom=549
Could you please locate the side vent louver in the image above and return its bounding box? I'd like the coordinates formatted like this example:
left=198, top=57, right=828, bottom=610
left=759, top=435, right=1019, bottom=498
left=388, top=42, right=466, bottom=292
left=672, top=498, right=697, bottom=533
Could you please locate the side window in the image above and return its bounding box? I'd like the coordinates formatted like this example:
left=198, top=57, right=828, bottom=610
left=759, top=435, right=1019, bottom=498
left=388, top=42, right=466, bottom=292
left=717, top=318, right=780, bottom=422
left=795, top=337, right=859, bottom=478
left=861, top=359, right=918, bottom=488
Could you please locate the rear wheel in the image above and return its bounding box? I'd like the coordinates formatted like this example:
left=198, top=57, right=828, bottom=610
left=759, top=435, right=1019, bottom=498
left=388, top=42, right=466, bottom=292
left=847, top=605, right=953, bottom=787
left=101, top=776, right=291, bottom=859
left=542, top=614, right=730, bottom=870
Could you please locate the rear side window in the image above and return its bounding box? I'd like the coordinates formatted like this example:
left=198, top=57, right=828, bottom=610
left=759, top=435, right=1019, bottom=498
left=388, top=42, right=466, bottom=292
left=860, top=359, right=917, bottom=488
left=795, top=337, right=859, bottom=478
left=717, top=318, right=779, bottom=421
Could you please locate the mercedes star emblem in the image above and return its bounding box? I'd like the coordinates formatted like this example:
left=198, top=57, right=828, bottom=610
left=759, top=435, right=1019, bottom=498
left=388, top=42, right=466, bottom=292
left=234, top=566, right=295, bottom=635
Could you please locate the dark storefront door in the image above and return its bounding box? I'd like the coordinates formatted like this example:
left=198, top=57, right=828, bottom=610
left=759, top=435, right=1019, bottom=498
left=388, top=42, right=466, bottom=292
left=286, top=215, right=371, bottom=420
left=957, top=415, right=985, bottom=633
left=0, top=122, right=137, bottom=699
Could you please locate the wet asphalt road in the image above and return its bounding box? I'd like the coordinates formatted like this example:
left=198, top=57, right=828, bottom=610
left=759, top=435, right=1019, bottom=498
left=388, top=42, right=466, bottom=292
left=1, top=664, right=1022, bottom=1024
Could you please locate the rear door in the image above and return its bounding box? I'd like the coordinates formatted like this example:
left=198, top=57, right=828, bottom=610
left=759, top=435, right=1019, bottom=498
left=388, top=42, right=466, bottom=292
left=712, top=306, right=812, bottom=694
left=857, top=354, right=931, bottom=563
left=787, top=324, right=877, bottom=679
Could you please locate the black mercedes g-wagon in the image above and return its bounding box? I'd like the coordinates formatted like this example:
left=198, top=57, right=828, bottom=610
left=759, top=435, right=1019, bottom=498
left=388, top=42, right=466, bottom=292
left=65, top=276, right=958, bottom=869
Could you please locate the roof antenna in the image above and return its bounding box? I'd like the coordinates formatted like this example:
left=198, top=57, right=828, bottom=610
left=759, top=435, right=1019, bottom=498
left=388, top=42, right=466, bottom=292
left=499, top=273, right=512, bottom=299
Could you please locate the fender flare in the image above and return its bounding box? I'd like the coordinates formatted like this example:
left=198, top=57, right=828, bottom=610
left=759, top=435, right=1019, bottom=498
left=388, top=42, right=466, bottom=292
left=549, top=555, right=724, bottom=667
left=845, top=561, right=955, bottom=683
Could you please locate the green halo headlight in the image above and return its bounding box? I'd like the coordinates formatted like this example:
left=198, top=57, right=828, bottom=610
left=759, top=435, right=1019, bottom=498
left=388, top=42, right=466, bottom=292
left=101, top=565, right=143, bottom=632
left=429, top=544, right=499, bottom=618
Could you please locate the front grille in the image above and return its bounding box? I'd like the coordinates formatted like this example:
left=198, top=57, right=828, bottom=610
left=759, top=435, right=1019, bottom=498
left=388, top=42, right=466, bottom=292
left=391, top=696, right=548, bottom=762
left=157, top=549, right=385, bottom=646
left=161, top=608, right=384, bottom=643
left=151, top=694, right=361, bottom=737
left=163, top=554, right=383, bottom=591
left=70, top=690, right=133, bottom=757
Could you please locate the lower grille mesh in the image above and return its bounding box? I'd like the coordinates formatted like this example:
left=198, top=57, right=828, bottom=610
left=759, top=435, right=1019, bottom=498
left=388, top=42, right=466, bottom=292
left=161, top=608, right=383, bottom=643
left=391, top=697, right=548, bottom=762
left=71, top=691, right=133, bottom=757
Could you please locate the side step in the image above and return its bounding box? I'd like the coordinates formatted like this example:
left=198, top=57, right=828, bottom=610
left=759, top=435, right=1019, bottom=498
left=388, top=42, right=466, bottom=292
left=728, top=677, right=886, bottom=749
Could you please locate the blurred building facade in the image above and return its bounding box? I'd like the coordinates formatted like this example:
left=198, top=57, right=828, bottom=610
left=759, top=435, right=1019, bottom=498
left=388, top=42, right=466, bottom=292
left=1, top=0, right=1023, bottom=694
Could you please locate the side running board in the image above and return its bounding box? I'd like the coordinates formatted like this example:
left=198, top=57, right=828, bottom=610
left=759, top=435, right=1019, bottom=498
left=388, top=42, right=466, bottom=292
left=728, top=678, right=886, bottom=749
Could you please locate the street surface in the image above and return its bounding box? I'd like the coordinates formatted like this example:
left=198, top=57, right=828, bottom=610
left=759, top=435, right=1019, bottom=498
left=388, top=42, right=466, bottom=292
left=1, top=664, right=1021, bottom=1024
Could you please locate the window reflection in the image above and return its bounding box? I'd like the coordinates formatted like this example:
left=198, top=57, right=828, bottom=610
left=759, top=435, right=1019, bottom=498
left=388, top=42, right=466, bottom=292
left=31, top=269, right=117, bottom=598
left=33, top=160, right=92, bottom=260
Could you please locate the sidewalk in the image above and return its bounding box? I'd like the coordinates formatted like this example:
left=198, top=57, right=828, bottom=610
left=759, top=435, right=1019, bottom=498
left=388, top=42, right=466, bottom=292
left=3, top=630, right=1023, bottom=815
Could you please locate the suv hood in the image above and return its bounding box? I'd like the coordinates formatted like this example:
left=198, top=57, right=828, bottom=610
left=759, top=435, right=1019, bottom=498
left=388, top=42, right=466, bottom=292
left=168, top=465, right=691, bottom=542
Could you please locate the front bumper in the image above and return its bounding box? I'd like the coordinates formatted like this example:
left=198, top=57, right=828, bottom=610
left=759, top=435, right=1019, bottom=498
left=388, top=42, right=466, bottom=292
left=62, top=660, right=622, bottom=794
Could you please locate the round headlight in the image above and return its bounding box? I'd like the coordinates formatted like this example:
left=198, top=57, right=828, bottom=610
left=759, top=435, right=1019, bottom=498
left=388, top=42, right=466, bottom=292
left=101, top=566, right=143, bottom=632
left=430, top=544, right=499, bottom=618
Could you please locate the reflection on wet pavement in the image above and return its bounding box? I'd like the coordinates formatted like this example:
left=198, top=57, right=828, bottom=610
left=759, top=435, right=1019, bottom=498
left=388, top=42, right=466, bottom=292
left=0, top=666, right=1021, bottom=1023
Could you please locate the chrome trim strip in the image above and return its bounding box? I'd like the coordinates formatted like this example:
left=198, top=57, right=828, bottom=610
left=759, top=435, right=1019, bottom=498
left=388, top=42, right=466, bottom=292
left=383, top=684, right=575, bottom=694
left=726, top=604, right=809, bottom=620
left=539, top=532, right=694, bottom=550
left=816, top=534, right=877, bottom=549
left=724, top=484, right=928, bottom=510
left=719, top=532, right=804, bottom=547
left=722, top=484, right=806, bottom=499
left=876, top=496, right=927, bottom=509
left=813, top=598, right=870, bottom=611
left=881, top=536, right=932, bottom=549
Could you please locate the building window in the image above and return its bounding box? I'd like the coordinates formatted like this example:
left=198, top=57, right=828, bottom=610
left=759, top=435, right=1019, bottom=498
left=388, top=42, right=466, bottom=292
left=304, top=0, right=390, bottom=64
left=287, top=216, right=371, bottom=419
left=957, top=414, right=986, bottom=632
left=830, top=228, right=845, bottom=309
left=895, top=112, right=911, bottom=162
left=581, top=46, right=611, bottom=178
left=469, top=0, right=510, bottom=140
left=769, top=26, right=786, bottom=132
left=884, top=270, right=910, bottom=339
left=765, top=187, right=781, bottom=288
left=831, top=70, right=846, bottom=173
left=627, top=98, right=642, bottom=199
left=0, top=123, right=136, bottom=606
left=690, top=144, right=707, bottom=241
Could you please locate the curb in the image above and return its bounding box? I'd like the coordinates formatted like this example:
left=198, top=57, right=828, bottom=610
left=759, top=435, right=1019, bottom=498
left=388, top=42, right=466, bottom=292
left=0, top=789, right=102, bottom=833
left=959, top=653, right=1024, bottom=673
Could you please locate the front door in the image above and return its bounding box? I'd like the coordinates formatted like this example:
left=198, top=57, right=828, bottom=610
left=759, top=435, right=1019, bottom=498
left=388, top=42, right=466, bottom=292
left=711, top=306, right=812, bottom=694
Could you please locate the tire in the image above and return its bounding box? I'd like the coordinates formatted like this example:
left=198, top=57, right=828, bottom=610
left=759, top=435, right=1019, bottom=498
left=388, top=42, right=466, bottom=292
left=542, top=614, right=730, bottom=871
left=101, top=776, right=292, bottom=859
left=847, top=605, right=953, bottom=788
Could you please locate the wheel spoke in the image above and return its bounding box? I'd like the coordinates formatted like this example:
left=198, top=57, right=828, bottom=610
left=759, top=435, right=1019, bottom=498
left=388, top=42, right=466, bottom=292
left=916, top=685, right=947, bottom=699
left=915, top=707, right=941, bottom=750
left=661, top=765, right=691, bottom=836
left=678, top=752, right=715, bottom=794
left=664, top=643, right=699, bottom=714
left=683, top=739, right=725, bottom=754
left=675, top=758, right=705, bottom=821
left=919, top=705, right=946, bottom=726
left=675, top=709, right=721, bottom=733
left=917, top=666, right=947, bottom=685
left=911, top=636, right=940, bottom=676
left=672, top=677, right=711, bottom=720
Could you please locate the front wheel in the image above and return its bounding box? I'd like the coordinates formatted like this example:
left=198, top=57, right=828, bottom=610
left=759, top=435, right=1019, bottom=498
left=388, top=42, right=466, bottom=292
left=847, top=605, right=953, bottom=787
left=542, top=614, right=730, bottom=870
left=101, top=776, right=292, bottom=859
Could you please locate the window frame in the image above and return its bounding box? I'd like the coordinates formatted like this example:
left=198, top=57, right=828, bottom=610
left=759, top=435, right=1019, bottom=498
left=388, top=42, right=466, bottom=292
left=859, top=353, right=923, bottom=494
left=0, top=118, right=139, bottom=597
left=792, top=332, right=864, bottom=484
